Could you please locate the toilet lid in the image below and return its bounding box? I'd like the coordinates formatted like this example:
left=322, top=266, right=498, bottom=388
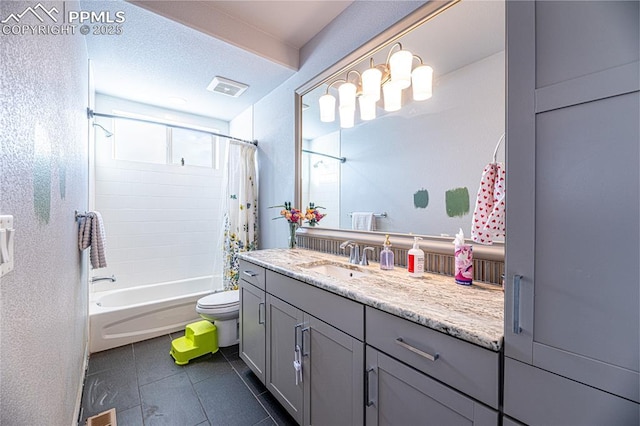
left=198, top=290, right=239, bottom=309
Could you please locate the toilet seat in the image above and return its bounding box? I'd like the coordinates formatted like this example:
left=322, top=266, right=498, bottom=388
left=194, top=290, right=240, bottom=347
left=197, top=290, right=239, bottom=310
left=196, top=290, right=240, bottom=319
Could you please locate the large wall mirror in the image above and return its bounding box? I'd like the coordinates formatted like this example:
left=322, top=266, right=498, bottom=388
left=296, top=0, right=505, bottom=243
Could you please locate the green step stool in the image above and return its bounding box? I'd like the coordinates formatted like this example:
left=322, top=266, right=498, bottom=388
left=170, top=320, right=218, bottom=365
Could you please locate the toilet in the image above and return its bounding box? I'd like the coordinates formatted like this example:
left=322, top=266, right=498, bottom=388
left=195, top=289, right=240, bottom=347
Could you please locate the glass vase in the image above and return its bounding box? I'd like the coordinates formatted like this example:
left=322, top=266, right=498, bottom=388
left=288, top=222, right=298, bottom=249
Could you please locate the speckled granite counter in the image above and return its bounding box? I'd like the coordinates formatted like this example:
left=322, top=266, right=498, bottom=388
left=238, top=248, right=504, bottom=352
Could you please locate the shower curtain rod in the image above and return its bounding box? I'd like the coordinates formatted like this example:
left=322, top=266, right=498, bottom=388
left=302, top=149, right=346, bottom=163
left=87, top=108, right=258, bottom=147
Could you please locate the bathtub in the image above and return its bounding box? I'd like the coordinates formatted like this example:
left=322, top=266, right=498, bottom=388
left=89, top=276, right=218, bottom=353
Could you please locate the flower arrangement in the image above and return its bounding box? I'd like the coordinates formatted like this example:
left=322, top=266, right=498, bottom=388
left=272, top=201, right=326, bottom=226
left=271, top=201, right=326, bottom=248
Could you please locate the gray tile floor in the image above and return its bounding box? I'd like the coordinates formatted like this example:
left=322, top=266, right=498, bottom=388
left=80, top=334, right=297, bottom=426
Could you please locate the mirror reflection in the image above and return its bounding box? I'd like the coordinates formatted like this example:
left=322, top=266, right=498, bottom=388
left=300, top=1, right=505, bottom=240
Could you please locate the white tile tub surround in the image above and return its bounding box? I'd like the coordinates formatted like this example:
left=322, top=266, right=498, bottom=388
left=90, top=275, right=218, bottom=352
left=93, top=133, right=225, bottom=293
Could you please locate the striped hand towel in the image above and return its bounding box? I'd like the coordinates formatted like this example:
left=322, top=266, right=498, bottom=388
left=78, top=211, right=108, bottom=269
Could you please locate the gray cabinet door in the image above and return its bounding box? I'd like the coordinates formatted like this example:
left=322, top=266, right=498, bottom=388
left=266, top=294, right=304, bottom=424
left=239, top=280, right=266, bottom=383
left=504, top=357, right=639, bottom=425
left=365, top=346, right=498, bottom=426
left=505, top=0, right=640, bottom=404
left=303, top=314, right=364, bottom=426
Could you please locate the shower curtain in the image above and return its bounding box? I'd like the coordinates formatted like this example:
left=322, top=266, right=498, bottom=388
left=221, top=141, right=258, bottom=290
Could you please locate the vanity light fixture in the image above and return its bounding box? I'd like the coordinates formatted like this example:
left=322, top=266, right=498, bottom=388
left=318, top=42, right=433, bottom=127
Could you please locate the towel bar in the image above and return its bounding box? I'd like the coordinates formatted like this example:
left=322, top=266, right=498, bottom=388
left=75, top=210, right=89, bottom=220
left=348, top=212, right=387, bottom=218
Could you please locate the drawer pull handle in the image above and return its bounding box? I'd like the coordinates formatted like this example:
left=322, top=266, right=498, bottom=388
left=301, top=327, right=310, bottom=357
left=395, top=337, right=439, bottom=361
left=365, top=367, right=375, bottom=407
left=512, top=274, right=523, bottom=334
left=242, top=270, right=258, bottom=278
left=294, top=323, right=303, bottom=350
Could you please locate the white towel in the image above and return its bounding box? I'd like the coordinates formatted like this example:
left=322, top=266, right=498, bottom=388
left=78, top=211, right=108, bottom=269
left=351, top=212, right=375, bottom=231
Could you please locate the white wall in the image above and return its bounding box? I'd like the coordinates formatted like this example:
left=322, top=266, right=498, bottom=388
left=254, top=1, right=426, bottom=248
left=230, top=105, right=254, bottom=142
left=0, top=1, right=89, bottom=423
left=92, top=95, right=228, bottom=292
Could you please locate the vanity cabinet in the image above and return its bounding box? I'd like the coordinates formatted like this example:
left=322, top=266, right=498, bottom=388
left=366, top=347, right=497, bottom=426
left=265, top=294, right=304, bottom=423
left=265, top=294, right=365, bottom=426
left=266, top=270, right=365, bottom=426
left=240, top=258, right=500, bottom=426
left=365, top=307, right=499, bottom=426
left=239, top=260, right=266, bottom=383
left=505, top=1, right=639, bottom=424
left=241, top=263, right=365, bottom=426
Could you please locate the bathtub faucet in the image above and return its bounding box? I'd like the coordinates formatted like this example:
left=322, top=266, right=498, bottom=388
left=91, top=275, right=116, bottom=283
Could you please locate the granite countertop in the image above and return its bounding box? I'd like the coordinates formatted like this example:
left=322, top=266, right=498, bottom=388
left=238, top=248, right=504, bottom=352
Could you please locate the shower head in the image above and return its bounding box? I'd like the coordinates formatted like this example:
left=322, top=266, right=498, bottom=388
left=313, top=160, right=324, bottom=168
left=93, top=122, right=113, bottom=138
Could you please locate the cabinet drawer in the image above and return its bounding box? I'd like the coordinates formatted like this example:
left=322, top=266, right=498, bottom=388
left=504, top=357, right=639, bottom=425
left=239, top=259, right=265, bottom=290
left=267, top=270, right=364, bottom=341
left=366, top=307, right=499, bottom=409
left=366, top=346, right=498, bottom=426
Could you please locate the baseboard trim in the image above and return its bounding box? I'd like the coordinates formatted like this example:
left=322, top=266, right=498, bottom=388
left=73, top=342, right=90, bottom=426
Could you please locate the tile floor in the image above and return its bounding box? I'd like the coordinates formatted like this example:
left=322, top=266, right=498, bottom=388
left=80, top=334, right=296, bottom=426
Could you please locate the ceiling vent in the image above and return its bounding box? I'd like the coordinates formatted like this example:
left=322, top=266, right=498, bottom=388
left=206, top=76, right=249, bottom=98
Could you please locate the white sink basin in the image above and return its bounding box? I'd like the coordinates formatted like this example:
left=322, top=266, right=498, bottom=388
left=302, top=262, right=371, bottom=280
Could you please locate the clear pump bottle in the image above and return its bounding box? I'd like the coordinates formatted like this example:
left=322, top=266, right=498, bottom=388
left=380, top=235, right=394, bottom=270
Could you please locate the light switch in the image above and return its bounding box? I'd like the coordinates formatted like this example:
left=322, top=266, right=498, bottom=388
left=0, top=215, right=14, bottom=277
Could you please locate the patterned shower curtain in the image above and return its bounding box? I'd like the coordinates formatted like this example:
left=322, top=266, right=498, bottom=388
left=222, top=141, right=258, bottom=290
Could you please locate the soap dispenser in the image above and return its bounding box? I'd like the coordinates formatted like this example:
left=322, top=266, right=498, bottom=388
left=380, top=235, right=394, bottom=270
left=407, top=236, right=424, bottom=277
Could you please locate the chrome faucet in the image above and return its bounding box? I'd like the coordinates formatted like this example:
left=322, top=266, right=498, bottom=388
left=360, top=247, right=375, bottom=266
left=340, top=240, right=360, bottom=264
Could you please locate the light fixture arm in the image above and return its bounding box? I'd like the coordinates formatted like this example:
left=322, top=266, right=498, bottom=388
left=346, top=69, right=362, bottom=83
left=385, top=42, right=404, bottom=66
left=324, top=78, right=346, bottom=95
left=412, top=54, right=424, bottom=66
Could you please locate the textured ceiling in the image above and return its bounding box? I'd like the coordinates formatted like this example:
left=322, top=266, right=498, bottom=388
left=82, top=0, right=352, bottom=121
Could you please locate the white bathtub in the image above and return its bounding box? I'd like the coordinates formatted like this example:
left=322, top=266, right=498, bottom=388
left=89, top=276, right=218, bottom=353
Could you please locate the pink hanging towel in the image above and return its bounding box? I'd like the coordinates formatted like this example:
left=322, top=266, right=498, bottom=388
left=471, top=162, right=505, bottom=245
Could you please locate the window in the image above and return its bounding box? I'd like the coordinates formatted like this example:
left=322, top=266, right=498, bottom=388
left=114, top=119, right=167, bottom=164
left=112, top=117, right=220, bottom=169
left=171, top=128, right=217, bottom=168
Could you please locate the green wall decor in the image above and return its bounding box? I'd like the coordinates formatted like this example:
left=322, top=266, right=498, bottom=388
left=413, top=188, right=429, bottom=209
left=445, top=187, right=470, bottom=217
